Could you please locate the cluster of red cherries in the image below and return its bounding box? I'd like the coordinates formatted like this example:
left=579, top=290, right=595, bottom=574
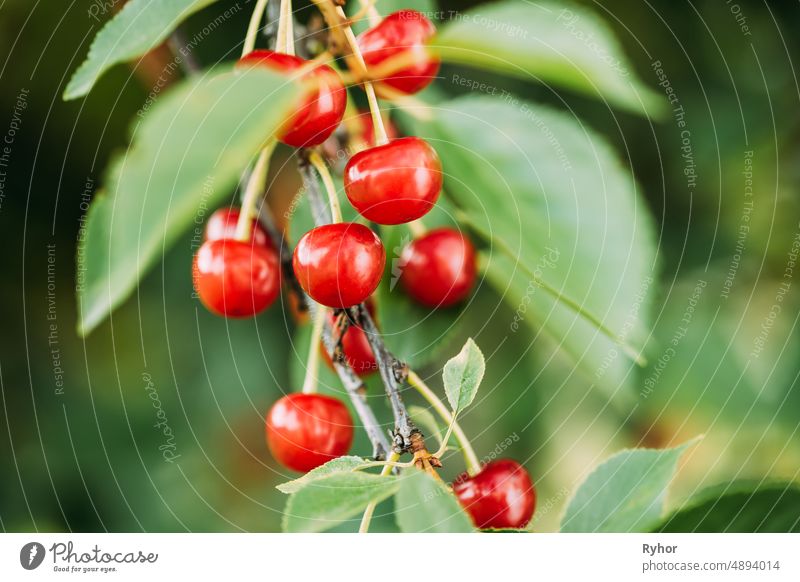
left=192, top=9, right=535, bottom=530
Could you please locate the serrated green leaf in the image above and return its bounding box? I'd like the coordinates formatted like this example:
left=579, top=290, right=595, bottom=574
left=436, top=1, right=666, bottom=117
left=77, top=68, right=301, bottom=335
left=283, top=472, right=400, bottom=533
left=408, top=405, right=443, bottom=448
left=560, top=439, right=700, bottom=532
left=394, top=470, right=475, bottom=533
left=65, top=0, right=220, bottom=100
left=276, top=456, right=371, bottom=494
left=406, top=96, right=657, bottom=389
left=443, top=338, right=484, bottom=412
left=655, top=482, right=800, bottom=533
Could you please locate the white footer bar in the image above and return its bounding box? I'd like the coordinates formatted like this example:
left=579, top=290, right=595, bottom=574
left=1, top=533, right=797, bottom=580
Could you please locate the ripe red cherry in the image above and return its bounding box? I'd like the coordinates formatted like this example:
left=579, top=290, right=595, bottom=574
left=358, top=10, right=440, bottom=96
left=266, top=393, right=354, bottom=472
left=238, top=50, right=346, bottom=147
left=351, top=109, right=399, bottom=147
left=293, top=223, right=385, bottom=308
left=205, top=207, right=270, bottom=248
left=400, top=228, right=476, bottom=307
left=193, top=239, right=280, bottom=317
left=453, top=459, right=536, bottom=530
left=320, top=300, right=377, bottom=377
left=344, top=137, right=442, bottom=224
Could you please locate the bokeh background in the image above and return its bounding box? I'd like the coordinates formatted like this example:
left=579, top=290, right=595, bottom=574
left=1, top=0, right=798, bottom=532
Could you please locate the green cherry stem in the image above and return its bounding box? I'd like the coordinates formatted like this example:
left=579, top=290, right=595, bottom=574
left=336, top=5, right=388, bottom=146
left=350, top=0, right=380, bottom=28
left=309, top=151, right=343, bottom=223
left=301, top=306, right=327, bottom=394
left=407, top=219, right=426, bottom=239
left=242, top=0, right=270, bottom=57
left=276, top=0, right=295, bottom=55
left=358, top=451, right=401, bottom=533
left=407, top=370, right=482, bottom=476
left=236, top=141, right=276, bottom=242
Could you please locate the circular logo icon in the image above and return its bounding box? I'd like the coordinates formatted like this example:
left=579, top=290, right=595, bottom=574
left=19, top=542, right=46, bottom=570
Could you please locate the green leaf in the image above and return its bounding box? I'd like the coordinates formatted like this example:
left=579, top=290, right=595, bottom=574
left=276, top=456, right=370, bottom=494
left=65, top=0, right=220, bottom=100
left=560, top=439, right=700, bottom=532
left=76, top=68, right=301, bottom=335
left=443, top=338, right=484, bottom=412
left=640, top=273, right=800, bottom=430
left=282, top=472, right=400, bottom=533
left=407, top=96, right=657, bottom=388
left=408, top=405, right=443, bottom=448
left=655, top=482, right=800, bottom=533
left=394, top=470, right=475, bottom=533
left=435, top=1, right=666, bottom=117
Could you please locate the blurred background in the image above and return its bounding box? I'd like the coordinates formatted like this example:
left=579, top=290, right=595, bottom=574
left=0, top=0, right=798, bottom=532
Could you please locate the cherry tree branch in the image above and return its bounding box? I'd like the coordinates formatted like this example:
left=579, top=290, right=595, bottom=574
left=256, top=194, right=390, bottom=460
left=258, top=6, right=424, bottom=458
left=318, top=307, right=391, bottom=460
left=348, top=303, right=418, bottom=452
left=167, top=28, right=201, bottom=74
left=255, top=203, right=307, bottom=313
left=298, top=152, right=421, bottom=454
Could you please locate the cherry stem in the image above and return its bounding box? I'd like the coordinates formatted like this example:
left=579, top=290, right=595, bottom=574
left=358, top=458, right=413, bottom=470
left=308, top=151, right=343, bottom=223
left=236, top=142, right=275, bottom=241
left=168, top=28, right=201, bottom=73
left=253, top=201, right=308, bottom=312
left=335, top=5, right=389, bottom=146
left=276, top=0, right=295, bottom=55
left=407, top=219, right=426, bottom=239
left=432, top=415, right=458, bottom=459
left=349, top=0, right=380, bottom=28
left=338, top=49, right=419, bottom=86
left=359, top=451, right=400, bottom=533
left=301, top=306, right=327, bottom=394
left=242, top=0, right=270, bottom=57
left=407, top=370, right=482, bottom=476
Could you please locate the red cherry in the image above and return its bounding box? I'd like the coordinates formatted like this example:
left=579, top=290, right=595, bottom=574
left=266, top=393, right=354, bottom=472
left=293, top=223, right=385, bottom=308
left=358, top=10, right=440, bottom=96
left=193, top=239, right=280, bottom=317
left=344, top=137, right=442, bottom=224
left=238, top=50, right=346, bottom=147
left=453, top=459, right=536, bottom=530
left=205, top=208, right=270, bottom=248
left=400, top=227, right=476, bottom=307
left=352, top=109, right=398, bottom=147
left=320, top=300, right=378, bottom=377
